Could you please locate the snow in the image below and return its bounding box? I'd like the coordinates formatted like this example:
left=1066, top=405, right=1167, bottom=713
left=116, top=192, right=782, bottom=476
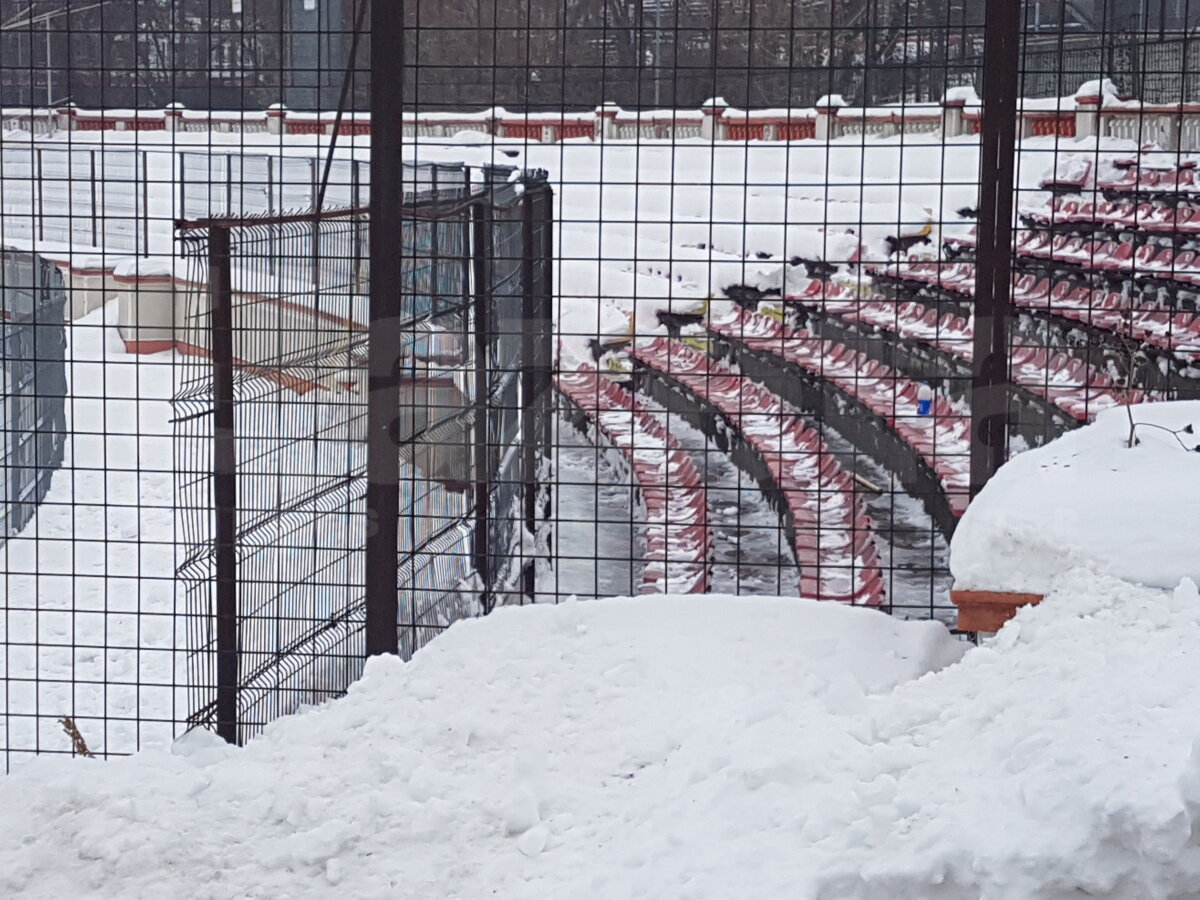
left=4, top=107, right=1200, bottom=897
left=0, top=593, right=967, bottom=897
left=1075, top=78, right=1120, bottom=101
left=112, top=255, right=174, bottom=279
left=0, top=129, right=1144, bottom=745
left=0, top=304, right=183, bottom=760
left=951, top=400, right=1200, bottom=595
left=815, top=94, right=847, bottom=109
left=943, top=85, right=980, bottom=106
left=8, top=573, right=1200, bottom=896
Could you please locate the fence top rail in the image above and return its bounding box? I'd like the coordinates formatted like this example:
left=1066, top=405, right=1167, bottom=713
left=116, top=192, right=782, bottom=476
left=174, top=186, right=534, bottom=236
left=175, top=206, right=369, bottom=232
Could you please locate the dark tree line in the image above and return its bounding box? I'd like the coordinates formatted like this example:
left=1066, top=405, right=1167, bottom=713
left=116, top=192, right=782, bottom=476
left=401, top=0, right=984, bottom=109
left=3, top=0, right=1190, bottom=111
left=1, top=0, right=345, bottom=109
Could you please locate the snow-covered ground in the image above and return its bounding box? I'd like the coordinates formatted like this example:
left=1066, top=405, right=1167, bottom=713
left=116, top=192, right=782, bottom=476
left=6, top=575, right=1200, bottom=898
left=0, top=304, right=182, bottom=765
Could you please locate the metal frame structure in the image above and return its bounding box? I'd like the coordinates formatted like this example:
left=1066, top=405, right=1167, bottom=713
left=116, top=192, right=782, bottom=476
left=5, top=0, right=1200, bottom=769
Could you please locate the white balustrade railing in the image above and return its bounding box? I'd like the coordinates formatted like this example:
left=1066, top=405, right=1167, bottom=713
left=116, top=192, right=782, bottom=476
left=15, top=88, right=1200, bottom=150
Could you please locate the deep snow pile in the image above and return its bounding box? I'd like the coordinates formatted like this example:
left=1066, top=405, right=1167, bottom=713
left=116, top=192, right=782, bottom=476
left=952, top=400, right=1200, bottom=595
left=6, top=579, right=1200, bottom=898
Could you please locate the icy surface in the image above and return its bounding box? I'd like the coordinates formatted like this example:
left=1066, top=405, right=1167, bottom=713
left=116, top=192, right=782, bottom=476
left=951, top=400, right=1200, bottom=594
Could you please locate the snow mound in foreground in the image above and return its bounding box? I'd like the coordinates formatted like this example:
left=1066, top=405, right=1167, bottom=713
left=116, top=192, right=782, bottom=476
left=5, top=580, right=1200, bottom=898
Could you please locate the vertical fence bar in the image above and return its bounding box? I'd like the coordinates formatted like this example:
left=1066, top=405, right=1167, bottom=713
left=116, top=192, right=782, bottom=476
left=178, top=151, right=187, bottom=223
left=208, top=225, right=239, bottom=744
left=520, top=182, right=537, bottom=603
left=472, top=201, right=493, bottom=614
left=969, top=0, right=1022, bottom=496
left=537, top=184, right=554, bottom=574
left=225, top=152, right=235, bottom=218
left=310, top=157, right=320, bottom=286
left=89, top=151, right=98, bottom=246
left=267, top=156, right=276, bottom=279
left=142, top=150, right=151, bottom=257
left=36, top=148, right=44, bottom=241
left=352, top=160, right=362, bottom=290
left=365, top=0, right=404, bottom=657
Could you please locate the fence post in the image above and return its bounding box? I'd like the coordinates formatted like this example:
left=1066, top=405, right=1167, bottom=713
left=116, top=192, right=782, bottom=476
left=815, top=101, right=841, bottom=141
left=352, top=160, right=363, bottom=291
left=520, top=183, right=539, bottom=604
left=142, top=150, right=151, bottom=257
left=539, top=185, right=554, bottom=577
left=267, top=156, right=276, bottom=278
left=969, top=0, right=1021, bottom=497
left=472, top=200, right=494, bottom=614
left=701, top=99, right=727, bottom=140
left=1073, top=94, right=1101, bottom=142
left=595, top=104, right=619, bottom=141
left=310, top=157, right=320, bottom=286
left=178, top=151, right=187, bottom=223
left=365, top=0, right=403, bottom=657
left=266, top=104, right=287, bottom=135
left=208, top=225, right=239, bottom=744
left=941, top=98, right=966, bottom=139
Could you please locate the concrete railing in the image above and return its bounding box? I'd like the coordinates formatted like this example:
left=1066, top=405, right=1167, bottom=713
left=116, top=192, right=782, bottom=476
left=9, top=85, right=1200, bottom=150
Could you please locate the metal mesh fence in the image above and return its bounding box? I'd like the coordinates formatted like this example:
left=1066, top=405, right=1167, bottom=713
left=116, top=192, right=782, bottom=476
left=173, top=212, right=368, bottom=742
left=2, top=0, right=1200, bottom=768
left=166, top=163, right=551, bottom=744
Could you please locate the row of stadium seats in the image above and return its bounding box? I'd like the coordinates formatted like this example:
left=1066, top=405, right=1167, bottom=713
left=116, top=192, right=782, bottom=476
left=631, top=337, right=886, bottom=605
left=706, top=305, right=971, bottom=517
left=797, top=290, right=1132, bottom=421
left=556, top=366, right=713, bottom=594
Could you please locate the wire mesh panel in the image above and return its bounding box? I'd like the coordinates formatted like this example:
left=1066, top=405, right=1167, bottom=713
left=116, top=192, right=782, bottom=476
left=5, top=0, right=1200, bottom=770
left=173, top=212, right=368, bottom=742
left=169, top=163, right=553, bottom=740
left=0, top=0, right=377, bottom=766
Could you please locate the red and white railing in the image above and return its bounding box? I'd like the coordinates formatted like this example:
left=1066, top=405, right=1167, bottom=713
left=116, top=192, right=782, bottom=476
left=10, top=81, right=1200, bottom=148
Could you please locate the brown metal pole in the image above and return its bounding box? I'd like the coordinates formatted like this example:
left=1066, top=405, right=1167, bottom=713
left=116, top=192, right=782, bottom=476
left=472, top=200, right=494, bottom=614
left=520, top=183, right=536, bottom=604
left=209, top=225, right=239, bottom=743
left=969, top=0, right=1022, bottom=497
left=365, top=0, right=402, bottom=656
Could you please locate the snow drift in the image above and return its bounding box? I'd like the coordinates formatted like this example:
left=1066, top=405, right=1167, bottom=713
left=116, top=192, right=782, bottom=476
left=5, top=578, right=1200, bottom=898
left=951, top=400, right=1200, bottom=595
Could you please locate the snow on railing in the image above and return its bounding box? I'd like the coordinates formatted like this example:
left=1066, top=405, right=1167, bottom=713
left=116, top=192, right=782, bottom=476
left=8, top=80, right=1200, bottom=148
